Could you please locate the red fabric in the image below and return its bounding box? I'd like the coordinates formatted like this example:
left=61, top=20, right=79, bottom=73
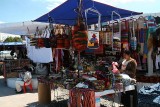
left=94, top=45, right=103, bottom=54
left=23, top=81, right=33, bottom=93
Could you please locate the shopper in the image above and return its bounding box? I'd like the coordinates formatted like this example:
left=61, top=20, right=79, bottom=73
left=120, top=50, right=137, bottom=79
left=15, top=66, right=32, bottom=93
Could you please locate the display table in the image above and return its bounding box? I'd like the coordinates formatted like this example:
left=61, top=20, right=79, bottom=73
left=95, top=85, right=135, bottom=107
left=3, top=59, right=30, bottom=82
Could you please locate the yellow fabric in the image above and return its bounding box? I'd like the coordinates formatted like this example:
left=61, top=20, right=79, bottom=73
left=88, top=42, right=94, bottom=46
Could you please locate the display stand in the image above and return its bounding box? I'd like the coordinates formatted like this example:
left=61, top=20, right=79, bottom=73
left=3, top=59, right=30, bottom=82
left=95, top=85, right=135, bottom=107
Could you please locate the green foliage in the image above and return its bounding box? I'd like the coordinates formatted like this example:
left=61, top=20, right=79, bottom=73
left=4, top=37, right=22, bottom=42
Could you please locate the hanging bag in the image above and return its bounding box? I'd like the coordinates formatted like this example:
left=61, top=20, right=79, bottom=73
left=43, top=26, right=51, bottom=48
left=105, top=22, right=112, bottom=45
left=63, top=26, right=71, bottom=49
left=85, top=7, right=101, bottom=49
left=56, top=28, right=65, bottom=49
left=50, top=27, right=57, bottom=48
left=112, top=20, right=121, bottom=51
left=121, top=19, right=129, bottom=50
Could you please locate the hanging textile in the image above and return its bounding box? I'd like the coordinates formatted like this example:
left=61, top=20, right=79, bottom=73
left=26, top=36, right=53, bottom=63
left=129, top=18, right=137, bottom=51
left=85, top=48, right=94, bottom=54
left=94, top=44, right=104, bottom=54
left=99, top=31, right=107, bottom=44
left=55, top=26, right=65, bottom=49
left=54, top=49, right=64, bottom=72
left=137, top=16, right=146, bottom=29
left=146, top=16, right=157, bottom=33
left=87, top=31, right=99, bottom=49
left=112, top=20, right=121, bottom=51
left=69, top=88, right=95, bottom=107
left=155, top=16, right=160, bottom=25
left=147, top=35, right=153, bottom=51
left=121, top=19, right=129, bottom=50
left=106, top=32, right=112, bottom=45
left=85, top=7, right=101, bottom=50
left=130, top=37, right=137, bottom=50
left=139, top=29, right=145, bottom=43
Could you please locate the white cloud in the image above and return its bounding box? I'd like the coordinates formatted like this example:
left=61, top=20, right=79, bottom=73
left=32, top=0, right=66, bottom=11
left=95, top=0, right=156, bottom=6
left=46, top=0, right=66, bottom=11
left=0, top=21, right=5, bottom=24
left=32, top=0, right=157, bottom=11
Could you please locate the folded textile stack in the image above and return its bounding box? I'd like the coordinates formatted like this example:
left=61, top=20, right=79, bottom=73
left=138, top=83, right=160, bottom=106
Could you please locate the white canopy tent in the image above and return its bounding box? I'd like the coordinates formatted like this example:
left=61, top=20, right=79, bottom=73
left=0, top=21, right=49, bottom=35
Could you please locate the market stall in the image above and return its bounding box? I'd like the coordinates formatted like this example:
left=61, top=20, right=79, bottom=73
left=0, top=41, right=31, bottom=82
left=32, top=0, right=143, bottom=106
left=3, top=0, right=160, bottom=106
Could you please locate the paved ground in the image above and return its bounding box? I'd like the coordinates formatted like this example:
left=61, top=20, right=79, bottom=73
left=0, top=76, right=69, bottom=107
left=0, top=76, right=39, bottom=107
left=0, top=76, right=122, bottom=107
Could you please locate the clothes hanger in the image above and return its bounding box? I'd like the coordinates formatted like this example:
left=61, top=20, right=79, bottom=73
left=85, top=1, right=101, bottom=31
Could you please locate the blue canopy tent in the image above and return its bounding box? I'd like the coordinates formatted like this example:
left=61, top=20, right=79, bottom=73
left=34, top=0, right=142, bottom=25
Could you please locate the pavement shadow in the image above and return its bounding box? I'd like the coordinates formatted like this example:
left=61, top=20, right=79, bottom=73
left=25, top=100, right=68, bottom=107
left=0, top=77, right=16, bottom=97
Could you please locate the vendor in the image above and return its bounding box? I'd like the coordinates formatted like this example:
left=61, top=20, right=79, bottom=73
left=15, top=66, right=32, bottom=93
left=120, top=50, right=137, bottom=79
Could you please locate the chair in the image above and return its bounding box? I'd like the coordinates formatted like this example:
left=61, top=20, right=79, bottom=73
left=23, top=80, right=33, bottom=93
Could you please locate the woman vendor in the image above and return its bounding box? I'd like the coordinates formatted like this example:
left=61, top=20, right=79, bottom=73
left=120, top=50, right=137, bottom=79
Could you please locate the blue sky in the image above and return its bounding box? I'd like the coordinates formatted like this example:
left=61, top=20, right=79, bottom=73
left=0, top=0, right=160, bottom=23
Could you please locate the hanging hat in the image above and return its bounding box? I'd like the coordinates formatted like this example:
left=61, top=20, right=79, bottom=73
left=92, top=34, right=96, bottom=38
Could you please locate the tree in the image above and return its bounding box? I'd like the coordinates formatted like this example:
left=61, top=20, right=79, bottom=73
left=4, top=37, right=22, bottom=42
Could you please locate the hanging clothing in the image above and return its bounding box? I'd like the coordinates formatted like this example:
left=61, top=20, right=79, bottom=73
left=42, top=27, right=51, bottom=38
left=146, top=16, right=157, bottom=33
left=25, top=36, right=53, bottom=63
left=137, top=17, right=146, bottom=29
left=139, top=29, right=145, bottom=43
left=106, top=32, right=112, bottom=44
left=140, top=43, right=144, bottom=55
left=55, top=49, right=64, bottom=72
